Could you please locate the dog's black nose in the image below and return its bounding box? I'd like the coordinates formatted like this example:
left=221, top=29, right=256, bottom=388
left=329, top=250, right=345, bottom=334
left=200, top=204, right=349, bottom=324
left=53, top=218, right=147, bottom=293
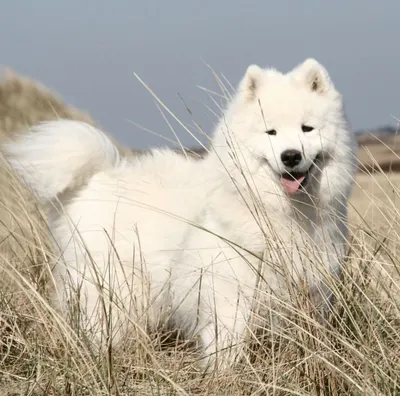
left=281, top=149, right=302, bottom=168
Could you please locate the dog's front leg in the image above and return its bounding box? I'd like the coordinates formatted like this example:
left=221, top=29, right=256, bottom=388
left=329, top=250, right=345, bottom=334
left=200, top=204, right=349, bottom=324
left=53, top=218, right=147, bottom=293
left=197, top=300, right=248, bottom=372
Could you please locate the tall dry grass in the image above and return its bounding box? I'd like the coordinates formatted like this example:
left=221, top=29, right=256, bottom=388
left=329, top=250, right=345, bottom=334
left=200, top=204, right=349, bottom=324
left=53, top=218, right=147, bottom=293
left=0, top=69, right=399, bottom=396
left=0, top=70, right=99, bottom=396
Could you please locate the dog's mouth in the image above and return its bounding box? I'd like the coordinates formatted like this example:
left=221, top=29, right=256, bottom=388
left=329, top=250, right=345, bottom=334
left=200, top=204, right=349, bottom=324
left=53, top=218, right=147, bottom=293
left=280, top=154, right=322, bottom=195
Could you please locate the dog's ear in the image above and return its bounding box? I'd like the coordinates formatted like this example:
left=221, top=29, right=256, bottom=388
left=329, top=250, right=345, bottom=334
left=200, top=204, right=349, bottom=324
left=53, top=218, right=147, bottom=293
left=292, top=58, right=334, bottom=94
left=238, top=64, right=264, bottom=101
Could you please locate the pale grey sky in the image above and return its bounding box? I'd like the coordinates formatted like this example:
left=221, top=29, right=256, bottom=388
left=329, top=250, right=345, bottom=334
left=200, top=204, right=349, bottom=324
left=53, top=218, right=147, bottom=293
left=1, top=1, right=399, bottom=149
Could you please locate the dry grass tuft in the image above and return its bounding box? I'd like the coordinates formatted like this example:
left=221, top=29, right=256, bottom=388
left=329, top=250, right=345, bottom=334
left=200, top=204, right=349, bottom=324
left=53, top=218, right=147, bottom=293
left=0, top=70, right=100, bottom=396
left=0, top=68, right=95, bottom=139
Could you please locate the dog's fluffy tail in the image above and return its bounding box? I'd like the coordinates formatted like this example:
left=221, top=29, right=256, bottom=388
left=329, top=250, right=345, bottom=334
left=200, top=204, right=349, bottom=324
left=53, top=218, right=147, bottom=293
left=3, top=120, right=120, bottom=201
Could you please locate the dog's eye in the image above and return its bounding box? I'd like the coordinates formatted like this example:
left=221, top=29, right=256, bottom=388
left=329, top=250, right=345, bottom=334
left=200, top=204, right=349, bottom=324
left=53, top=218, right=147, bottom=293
left=266, top=129, right=277, bottom=136
left=301, top=125, right=314, bottom=133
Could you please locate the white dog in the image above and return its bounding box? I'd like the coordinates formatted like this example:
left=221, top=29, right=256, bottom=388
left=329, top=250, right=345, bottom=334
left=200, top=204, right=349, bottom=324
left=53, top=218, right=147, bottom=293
left=4, top=58, right=357, bottom=370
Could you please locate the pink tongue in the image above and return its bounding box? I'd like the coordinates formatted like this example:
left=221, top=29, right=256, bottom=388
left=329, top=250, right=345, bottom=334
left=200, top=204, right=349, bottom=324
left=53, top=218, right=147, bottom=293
left=280, top=176, right=305, bottom=194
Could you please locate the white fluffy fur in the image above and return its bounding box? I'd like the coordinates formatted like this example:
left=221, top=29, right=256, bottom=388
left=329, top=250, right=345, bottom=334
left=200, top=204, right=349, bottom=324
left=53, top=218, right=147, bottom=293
left=4, top=58, right=357, bottom=371
left=5, top=121, right=120, bottom=200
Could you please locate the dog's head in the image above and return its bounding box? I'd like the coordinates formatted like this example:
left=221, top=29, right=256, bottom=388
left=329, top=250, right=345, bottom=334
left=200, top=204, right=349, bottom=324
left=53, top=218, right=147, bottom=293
left=214, top=58, right=356, bottom=200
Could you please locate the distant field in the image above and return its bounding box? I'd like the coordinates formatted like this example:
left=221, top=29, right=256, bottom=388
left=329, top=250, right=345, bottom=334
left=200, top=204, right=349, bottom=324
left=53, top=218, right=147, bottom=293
left=351, top=172, right=400, bottom=223
left=351, top=133, right=400, bottom=231
left=357, top=132, right=400, bottom=172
